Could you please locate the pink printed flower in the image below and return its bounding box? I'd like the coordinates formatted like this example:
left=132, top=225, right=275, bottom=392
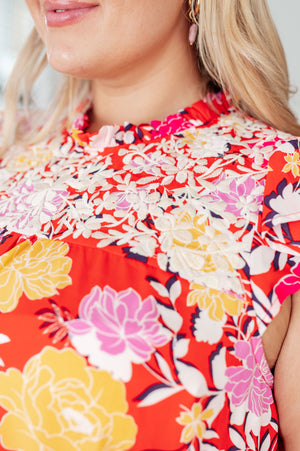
left=114, top=191, right=137, bottom=211
left=151, top=114, right=190, bottom=138
left=72, top=113, right=89, bottom=131
left=0, top=182, right=68, bottom=235
left=274, top=260, right=300, bottom=302
left=89, top=125, right=119, bottom=152
left=68, top=285, right=172, bottom=381
left=211, top=176, right=263, bottom=217
left=225, top=338, right=273, bottom=417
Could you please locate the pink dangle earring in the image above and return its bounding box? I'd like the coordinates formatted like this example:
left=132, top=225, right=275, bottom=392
left=188, top=0, right=200, bottom=46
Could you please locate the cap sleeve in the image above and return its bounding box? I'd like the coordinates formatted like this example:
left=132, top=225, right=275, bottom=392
left=261, top=138, right=300, bottom=250
left=250, top=137, right=300, bottom=330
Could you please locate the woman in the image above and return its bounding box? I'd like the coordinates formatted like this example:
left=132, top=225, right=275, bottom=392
left=0, top=0, right=299, bottom=450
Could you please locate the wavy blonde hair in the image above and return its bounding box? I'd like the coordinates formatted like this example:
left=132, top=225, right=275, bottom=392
left=2, top=0, right=300, bottom=153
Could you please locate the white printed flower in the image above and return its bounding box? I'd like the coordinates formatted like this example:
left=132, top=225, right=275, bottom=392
left=192, top=308, right=226, bottom=344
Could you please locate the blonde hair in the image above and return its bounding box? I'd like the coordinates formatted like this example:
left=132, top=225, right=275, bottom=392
left=2, top=0, right=300, bottom=153
left=196, top=0, right=300, bottom=135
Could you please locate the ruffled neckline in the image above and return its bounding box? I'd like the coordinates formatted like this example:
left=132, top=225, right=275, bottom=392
left=69, top=91, right=231, bottom=149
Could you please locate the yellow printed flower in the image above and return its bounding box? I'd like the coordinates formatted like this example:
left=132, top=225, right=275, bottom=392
left=0, top=239, right=72, bottom=313
left=71, top=128, right=88, bottom=147
left=187, top=283, right=245, bottom=321
left=172, top=211, right=221, bottom=273
left=157, top=209, right=243, bottom=285
left=283, top=152, right=300, bottom=177
left=7, top=146, right=54, bottom=172
left=0, top=347, right=137, bottom=451
left=176, top=402, right=213, bottom=444
left=182, top=129, right=207, bottom=146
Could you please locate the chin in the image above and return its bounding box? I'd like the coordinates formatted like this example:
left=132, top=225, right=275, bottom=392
left=47, top=49, right=85, bottom=78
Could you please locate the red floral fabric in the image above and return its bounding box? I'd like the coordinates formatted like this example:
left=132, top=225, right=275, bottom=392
left=0, top=92, right=299, bottom=450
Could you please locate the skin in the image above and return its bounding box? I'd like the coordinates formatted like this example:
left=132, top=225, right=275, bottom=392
left=275, top=292, right=300, bottom=451
left=25, top=0, right=204, bottom=130
left=25, top=1, right=299, bottom=449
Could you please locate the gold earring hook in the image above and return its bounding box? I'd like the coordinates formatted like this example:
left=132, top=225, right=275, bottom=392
left=188, top=0, right=201, bottom=22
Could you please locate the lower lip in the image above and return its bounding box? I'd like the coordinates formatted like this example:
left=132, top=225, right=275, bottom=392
left=45, top=6, right=98, bottom=27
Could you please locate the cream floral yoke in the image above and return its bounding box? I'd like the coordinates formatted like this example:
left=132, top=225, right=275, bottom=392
left=0, top=92, right=299, bottom=451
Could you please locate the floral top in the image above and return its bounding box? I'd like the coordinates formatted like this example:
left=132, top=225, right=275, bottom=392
left=0, top=91, right=299, bottom=451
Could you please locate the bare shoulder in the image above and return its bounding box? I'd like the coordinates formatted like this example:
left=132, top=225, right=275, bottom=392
left=262, top=296, right=292, bottom=370
left=273, top=291, right=300, bottom=450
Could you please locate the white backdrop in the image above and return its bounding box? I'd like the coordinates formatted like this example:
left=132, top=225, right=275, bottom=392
left=0, top=1, right=299, bottom=119
left=268, top=0, right=300, bottom=119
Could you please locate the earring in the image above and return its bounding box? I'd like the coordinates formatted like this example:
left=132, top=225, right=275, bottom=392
left=188, top=0, right=200, bottom=46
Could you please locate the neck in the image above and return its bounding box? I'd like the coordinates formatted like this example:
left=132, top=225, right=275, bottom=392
left=89, top=36, right=205, bottom=132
